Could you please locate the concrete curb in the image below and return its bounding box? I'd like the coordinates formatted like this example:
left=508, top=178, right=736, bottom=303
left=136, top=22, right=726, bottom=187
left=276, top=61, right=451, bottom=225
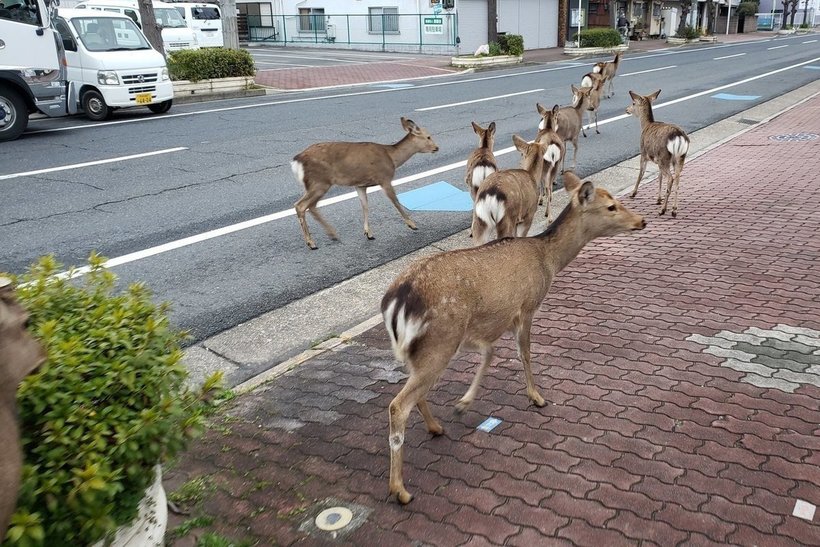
left=183, top=78, right=820, bottom=393
left=173, top=88, right=268, bottom=104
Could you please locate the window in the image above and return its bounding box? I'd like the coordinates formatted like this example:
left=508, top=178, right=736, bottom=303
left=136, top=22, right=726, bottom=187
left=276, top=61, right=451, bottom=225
left=192, top=7, right=220, bottom=20
left=54, top=18, right=77, bottom=51
left=0, top=0, right=41, bottom=26
left=298, top=7, right=325, bottom=32
left=369, top=7, right=398, bottom=33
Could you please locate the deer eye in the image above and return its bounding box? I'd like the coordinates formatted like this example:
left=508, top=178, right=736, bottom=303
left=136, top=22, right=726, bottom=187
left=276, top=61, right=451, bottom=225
left=607, top=205, right=616, bottom=211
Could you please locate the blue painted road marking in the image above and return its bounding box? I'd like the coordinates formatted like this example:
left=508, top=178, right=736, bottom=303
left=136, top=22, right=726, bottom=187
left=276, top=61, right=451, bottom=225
left=804, top=66, right=820, bottom=70
left=398, top=181, right=474, bottom=212
left=477, top=417, right=502, bottom=432
left=712, top=93, right=761, bottom=101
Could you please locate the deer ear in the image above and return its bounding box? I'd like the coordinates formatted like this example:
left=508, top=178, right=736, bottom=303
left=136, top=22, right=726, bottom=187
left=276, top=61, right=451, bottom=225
left=649, top=89, right=661, bottom=101
left=471, top=121, right=481, bottom=134
left=562, top=170, right=581, bottom=192
left=512, top=134, right=528, bottom=152
left=628, top=90, right=639, bottom=101
left=487, top=121, right=496, bottom=134
left=577, top=180, right=596, bottom=206
left=401, top=117, right=418, bottom=133
left=552, top=104, right=559, bottom=115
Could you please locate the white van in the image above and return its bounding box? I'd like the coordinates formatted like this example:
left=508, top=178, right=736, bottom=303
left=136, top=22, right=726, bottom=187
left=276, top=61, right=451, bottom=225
left=53, top=8, right=174, bottom=120
left=170, top=2, right=223, bottom=48
left=74, top=0, right=199, bottom=54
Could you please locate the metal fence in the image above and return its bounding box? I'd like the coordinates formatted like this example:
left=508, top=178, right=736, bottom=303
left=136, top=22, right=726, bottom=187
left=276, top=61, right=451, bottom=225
left=755, top=12, right=783, bottom=31
left=246, top=13, right=458, bottom=51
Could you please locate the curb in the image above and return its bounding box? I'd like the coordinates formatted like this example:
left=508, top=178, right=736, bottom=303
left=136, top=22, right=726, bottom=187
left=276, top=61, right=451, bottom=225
left=173, top=88, right=268, bottom=104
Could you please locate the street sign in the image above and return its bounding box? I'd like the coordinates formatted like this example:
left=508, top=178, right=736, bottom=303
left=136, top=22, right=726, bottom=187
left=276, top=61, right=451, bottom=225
left=424, top=17, right=443, bottom=34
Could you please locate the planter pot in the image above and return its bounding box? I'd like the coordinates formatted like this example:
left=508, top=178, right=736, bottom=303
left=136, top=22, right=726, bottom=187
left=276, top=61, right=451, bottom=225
left=666, top=37, right=694, bottom=44
left=450, top=54, right=523, bottom=68
left=563, top=44, right=628, bottom=56
left=91, top=465, right=167, bottom=547
left=173, top=76, right=255, bottom=97
left=777, top=28, right=796, bottom=35
left=699, top=35, right=718, bottom=42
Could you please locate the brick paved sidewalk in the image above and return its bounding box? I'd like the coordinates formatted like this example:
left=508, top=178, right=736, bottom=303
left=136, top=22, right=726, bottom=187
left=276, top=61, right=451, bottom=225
left=164, top=97, right=820, bottom=546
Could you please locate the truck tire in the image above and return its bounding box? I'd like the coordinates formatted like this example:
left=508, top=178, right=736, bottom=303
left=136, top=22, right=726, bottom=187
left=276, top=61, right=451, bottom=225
left=0, top=85, right=28, bottom=142
left=148, top=99, right=172, bottom=114
left=82, top=89, right=112, bottom=121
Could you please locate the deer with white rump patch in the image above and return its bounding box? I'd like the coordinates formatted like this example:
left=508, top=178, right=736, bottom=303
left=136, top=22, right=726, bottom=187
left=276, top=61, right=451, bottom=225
left=591, top=51, right=621, bottom=99
left=464, top=121, right=498, bottom=203
left=470, top=135, right=546, bottom=246
left=578, top=72, right=605, bottom=136
left=626, top=89, right=690, bottom=217
left=534, top=104, right=565, bottom=222
left=292, top=117, right=439, bottom=249
left=0, top=278, right=46, bottom=537
left=537, top=85, right=592, bottom=173
left=381, top=171, right=647, bottom=504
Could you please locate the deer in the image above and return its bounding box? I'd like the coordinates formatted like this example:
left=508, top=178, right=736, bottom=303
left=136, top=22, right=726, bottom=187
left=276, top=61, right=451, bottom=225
left=534, top=104, right=565, bottom=222
left=591, top=51, right=621, bottom=99
left=537, top=85, right=592, bottom=173
left=292, top=117, right=440, bottom=250
left=381, top=170, right=646, bottom=504
left=626, top=89, right=690, bottom=217
left=464, top=121, right=498, bottom=204
left=579, top=72, right=606, bottom=136
left=470, top=135, right=546, bottom=246
left=0, top=277, right=46, bottom=537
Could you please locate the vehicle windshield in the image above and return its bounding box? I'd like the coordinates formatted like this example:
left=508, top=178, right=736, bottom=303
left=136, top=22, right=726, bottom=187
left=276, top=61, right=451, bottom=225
left=154, top=7, right=187, bottom=28
left=71, top=16, right=151, bottom=51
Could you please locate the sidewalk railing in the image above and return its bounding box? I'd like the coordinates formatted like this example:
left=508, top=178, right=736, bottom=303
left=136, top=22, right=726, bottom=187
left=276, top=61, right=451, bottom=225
left=246, top=12, right=458, bottom=51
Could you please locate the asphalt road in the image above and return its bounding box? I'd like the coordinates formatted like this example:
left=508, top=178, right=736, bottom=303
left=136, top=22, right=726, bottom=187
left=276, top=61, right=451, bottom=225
left=4, top=35, right=819, bottom=344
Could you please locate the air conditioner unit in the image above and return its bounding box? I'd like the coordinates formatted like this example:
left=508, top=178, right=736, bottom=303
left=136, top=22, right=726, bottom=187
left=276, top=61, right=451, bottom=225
left=326, top=23, right=336, bottom=39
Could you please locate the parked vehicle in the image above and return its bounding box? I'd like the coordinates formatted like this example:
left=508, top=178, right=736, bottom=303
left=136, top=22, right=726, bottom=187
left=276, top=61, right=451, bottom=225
left=0, top=0, right=72, bottom=141
left=74, top=0, right=199, bottom=54
left=53, top=8, right=173, bottom=120
left=169, top=2, right=222, bottom=48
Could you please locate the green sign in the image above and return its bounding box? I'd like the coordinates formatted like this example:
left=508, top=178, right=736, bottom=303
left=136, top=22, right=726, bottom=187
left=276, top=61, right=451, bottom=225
left=424, top=17, right=443, bottom=24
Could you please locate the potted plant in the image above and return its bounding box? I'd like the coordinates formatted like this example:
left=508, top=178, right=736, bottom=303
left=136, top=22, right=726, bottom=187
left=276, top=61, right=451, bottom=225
left=3, top=254, right=221, bottom=547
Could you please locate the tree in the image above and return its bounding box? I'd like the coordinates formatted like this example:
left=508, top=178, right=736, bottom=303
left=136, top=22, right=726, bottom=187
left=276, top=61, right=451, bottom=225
left=789, top=0, right=800, bottom=26
left=677, top=1, right=692, bottom=37
left=138, top=0, right=164, bottom=58
left=781, top=0, right=799, bottom=27
left=705, top=0, right=717, bottom=34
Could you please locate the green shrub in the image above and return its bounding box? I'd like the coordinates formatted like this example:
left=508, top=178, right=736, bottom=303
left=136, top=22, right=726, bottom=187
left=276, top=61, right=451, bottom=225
left=676, top=25, right=701, bottom=39
left=572, top=28, right=623, bottom=48
left=167, top=47, right=256, bottom=82
left=736, top=1, right=759, bottom=17
left=4, top=254, right=221, bottom=546
left=503, top=34, right=524, bottom=56
left=488, top=41, right=502, bottom=56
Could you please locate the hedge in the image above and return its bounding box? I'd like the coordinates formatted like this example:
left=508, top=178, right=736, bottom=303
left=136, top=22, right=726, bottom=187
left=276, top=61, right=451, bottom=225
left=167, top=47, right=256, bottom=82
left=572, top=28, right=623, bottom=48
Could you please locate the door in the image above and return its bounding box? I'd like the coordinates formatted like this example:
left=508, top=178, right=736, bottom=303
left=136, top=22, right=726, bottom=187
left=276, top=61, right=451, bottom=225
left=456, top=0, right=488, bottom=55
left=0, top=8, right=60, bottom=71
left=498, top=0, right=559, bottom=50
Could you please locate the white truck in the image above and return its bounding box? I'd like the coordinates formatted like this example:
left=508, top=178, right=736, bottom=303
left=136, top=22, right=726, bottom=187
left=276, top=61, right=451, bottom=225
left=0, top=0, right=72, bottom=140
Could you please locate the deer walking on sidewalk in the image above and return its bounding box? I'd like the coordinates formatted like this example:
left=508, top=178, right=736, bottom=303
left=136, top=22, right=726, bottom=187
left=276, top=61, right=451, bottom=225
left=292, top=117, right=439, bottom=249
left=0, top=278, right=46, bottom=537
left=626, top=89, right=690, bottom=217
left=381, top=171, right=647, bottom=504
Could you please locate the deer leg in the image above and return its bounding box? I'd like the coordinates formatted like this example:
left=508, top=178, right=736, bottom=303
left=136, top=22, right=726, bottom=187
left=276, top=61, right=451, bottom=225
left=416, top=399, right=443, bottom=435
left=593, top=109, right=600, bottom=135
left=630, top=156, right=648, bottom=198
left=294, top=185, right=333, bottom=250
left=515, top=313, right=545, bottom=407
left=656, top=168, right=664, bottom=205
left=671, top=161, right=684, bottom=217
left=471, top=215, right=490, bottom=247
left=660, top=169, right=675, bottom=216
left=355, top=187, right=375, bottom=240
left=381, top=182, right=417, bottom=230
left=456, top=344, right=494, bottom=414
left=497, top=217, right=515, bottom=240
left=570, top=140, right=579, bottom=171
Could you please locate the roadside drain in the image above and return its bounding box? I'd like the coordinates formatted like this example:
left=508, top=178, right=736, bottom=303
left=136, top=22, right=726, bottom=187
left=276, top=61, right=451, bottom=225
left=299, top=498, right=372, bottom=539
left=768, top=132, right=819, bottom=142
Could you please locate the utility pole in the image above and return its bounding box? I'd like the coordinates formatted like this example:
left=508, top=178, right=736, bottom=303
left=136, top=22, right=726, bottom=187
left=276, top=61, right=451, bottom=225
left=222, top=0, right=240, bottom=49
left=487, top=0, right=497, bottom=43
left=138, top=0, right=164, bottom=58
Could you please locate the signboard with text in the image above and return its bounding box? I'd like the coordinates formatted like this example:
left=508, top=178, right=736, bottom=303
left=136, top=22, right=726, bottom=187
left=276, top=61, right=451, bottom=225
left=424, top=16, right=443, bottom=34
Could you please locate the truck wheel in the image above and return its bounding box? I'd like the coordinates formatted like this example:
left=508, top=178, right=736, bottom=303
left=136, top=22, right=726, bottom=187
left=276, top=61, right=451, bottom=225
left=82, top=90, right=112, bottom=121
left=148, top=99, right=172, bottom=114
left=0, top=85, right=28, bottom=142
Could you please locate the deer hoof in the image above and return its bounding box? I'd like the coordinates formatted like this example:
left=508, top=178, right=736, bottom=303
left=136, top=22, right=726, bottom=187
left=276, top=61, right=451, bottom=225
left=659, top=209, right=666, bottom=216
left=428, top=423, right=445, bottom=436
left=454, top=399, right=471, bottom=414
left=672, top=210, right=678, bottom=218
left=366, top=233, right=375, bottom=240
left=396, top=490, right=414, bottom=505
left=530, top=392, right=547, bottom=408
left=307, top=241, right=318, bottom=250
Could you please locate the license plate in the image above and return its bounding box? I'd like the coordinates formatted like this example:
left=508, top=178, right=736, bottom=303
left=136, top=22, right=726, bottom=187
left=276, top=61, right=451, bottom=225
left=135, top=92, right=152, bottom=105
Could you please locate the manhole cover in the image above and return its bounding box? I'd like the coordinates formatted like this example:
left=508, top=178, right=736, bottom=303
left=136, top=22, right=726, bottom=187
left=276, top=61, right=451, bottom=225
left=768, top=132, right=819, bottom=142
left=315, top=507, right=353, bottom=531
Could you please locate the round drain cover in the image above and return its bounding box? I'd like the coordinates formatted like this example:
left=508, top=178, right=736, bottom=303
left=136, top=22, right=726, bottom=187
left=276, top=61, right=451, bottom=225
left=315, top=507, right=353, bottom=531
left=768, top=133, right=819, bottom=142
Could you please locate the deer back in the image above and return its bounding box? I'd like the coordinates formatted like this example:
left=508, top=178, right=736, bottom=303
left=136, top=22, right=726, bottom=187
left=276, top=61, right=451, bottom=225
left=465, top=121, right=498, bottom=195
left=535, top=105, right=566, bottom=169
left=627, top=90, right=690, bottom=162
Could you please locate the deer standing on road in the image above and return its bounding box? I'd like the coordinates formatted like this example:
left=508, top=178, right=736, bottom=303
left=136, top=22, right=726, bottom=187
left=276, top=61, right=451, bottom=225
left=292, top=117, right=439, bottom=249
left=579, top=72, right=606, bottom=135
left=537, top=86, right=592, bottom=173
left=591, top=51, right=622, bottom=99
left=534, top=104, right=565, bottom=222
left=0, top=278, right=46, bottom=537
left=626, top=89, right=690, bottom=217
left=470, top=135, right=546, bottom=246
left=381, top=171, right=647, bottom=504
left=464, top=121, right=498, bottom=203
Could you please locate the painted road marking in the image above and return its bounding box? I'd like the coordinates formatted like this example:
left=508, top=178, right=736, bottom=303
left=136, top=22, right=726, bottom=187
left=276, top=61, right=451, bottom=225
left=768, top=45, right=789, bottom=50
left=416, top=89, right=545, bottom=112
left=712, top=93, right=761, bottom=101
left=619, top=65, right=677, bottom=77
left=714, top=53, right=747, bottom=60
left=397, top=181, right=473, bottom=211
left=0, top=147, right=188, bottom=181
left=803, top=39, right=818, bottom=43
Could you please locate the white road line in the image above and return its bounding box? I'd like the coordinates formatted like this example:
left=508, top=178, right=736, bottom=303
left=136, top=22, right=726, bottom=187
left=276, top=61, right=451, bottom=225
left=619, top=65, right=677, bottom=77
left=49, top=54, right=820, bottom=280
left=0, top=147, right=188, bottom=181
left=416, top=89, right=545, bottom=112
left=768, top=45, right=789, bottom=50
left=714, top=53, right=747, bottom=60
left=803, top=39, right=818, bottom=43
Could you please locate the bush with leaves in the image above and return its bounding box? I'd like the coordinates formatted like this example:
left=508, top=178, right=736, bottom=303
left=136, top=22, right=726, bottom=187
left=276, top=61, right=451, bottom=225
left=4, top=254, right=221, bottom=547
left=487, top=41, right=502, bottom=56
left=736, top=1, right=759, bottom=17
left=572, top=28, right=623, bottom=48
left=675, top=25, right=701, bottom=39
left=502, top=34, right=524, bottom=56
left=167, top=47, right=256, bottom=82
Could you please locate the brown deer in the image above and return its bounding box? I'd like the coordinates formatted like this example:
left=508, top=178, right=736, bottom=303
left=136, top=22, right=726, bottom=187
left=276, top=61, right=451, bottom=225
left=626, top=89, right=690, bottom=217
left=534, top=104, right=565, bottom=222
left=470, top=135, right=546, bottom=246
left=292, top=117, right=440, bottom=249
left=579, top=72, right=606, bottom=135
left=591, top=51, right=622, bottom=98
left=381, top=171, right=646, bottom=504
left=464, top=121, right=498, bottom=203
left=537, top=85, right=592, bottom=173
left=0, top=278, right=46, bottom=537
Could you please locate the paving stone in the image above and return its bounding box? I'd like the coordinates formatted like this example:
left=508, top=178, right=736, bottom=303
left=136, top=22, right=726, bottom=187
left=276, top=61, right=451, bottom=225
left=751, top=354, right=811, bottom=373
left=703, top=346, right=757, bottom=362
left=720, top=358, right=777, bottom=377
left=745, top=327, right=795, bottom=342
left=773, top=369, right=820, bottom=388
left=687, top=333, right=736, bottom=348
left=742, top=375, right=800, bottom=393
left=714, top=330, right=766, bottom=345
left=774, top=324, right=820, bottom=338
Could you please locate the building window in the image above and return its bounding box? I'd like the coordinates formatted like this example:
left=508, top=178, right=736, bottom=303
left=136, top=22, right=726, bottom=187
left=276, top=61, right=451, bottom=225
left=368, top=7, right=399, bottom=33
left=299, top=7, right=325, bottom=32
